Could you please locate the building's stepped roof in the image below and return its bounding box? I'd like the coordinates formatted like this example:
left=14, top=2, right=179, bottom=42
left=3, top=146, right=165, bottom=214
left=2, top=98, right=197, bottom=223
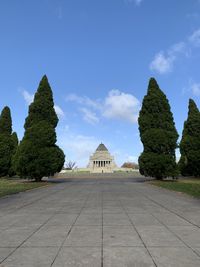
left=96, top=143, right=108, bottom=152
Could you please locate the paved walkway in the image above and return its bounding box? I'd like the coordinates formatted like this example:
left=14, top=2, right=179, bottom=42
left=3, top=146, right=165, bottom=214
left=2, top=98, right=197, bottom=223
left=0, top=177, right=200, bottom=266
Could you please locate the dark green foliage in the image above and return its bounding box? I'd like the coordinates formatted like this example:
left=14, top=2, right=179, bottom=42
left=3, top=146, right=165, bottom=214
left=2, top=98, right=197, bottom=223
left=24, top=75, right=58, bottom=129
left=179, top=99, right=200, bottom=176
left=14, top=75, right=65, bottom=181
left=9, top=132, right=19, bottom=177
left=0, top=107, right=14, bottom=177
left=0, top=106, right=12, bottom=135
left=138, top=78, right=178, bottom=179
left=11, top=132, right=19, bottom=154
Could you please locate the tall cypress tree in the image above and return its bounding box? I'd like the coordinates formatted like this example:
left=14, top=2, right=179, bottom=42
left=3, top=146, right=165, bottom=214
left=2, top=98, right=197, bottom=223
left=9, top=132, right=19, bottom=177
left=14, top=75, right=65, bottom=181
left=0, top=106, right=13, bottom=177
left=179, top=99, right=200, bottom=176
left=138, top=78, right=178, bottom=179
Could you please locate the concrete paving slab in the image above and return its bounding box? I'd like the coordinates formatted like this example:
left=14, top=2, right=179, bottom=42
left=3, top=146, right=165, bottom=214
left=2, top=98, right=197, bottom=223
left=81, top=207, right=102, bottom=214
left=0, top=248, right=14, bottom=262
left=153, top=212, right=192, bottom=227
left=2, top=247, right=58, bottom=267
left=103, top=226, right=143, bottom=247
left=103, top=213, right=132, bottom=226
left=13, top=214, right=52, bottom=227
left=103, top=247, right=155, bottom=267
left=149, top=247, right=200, bottom=267
left=75, top=214, right=102, bottom=226
left=103, top=207, right=125, bottom=214
left=46, top=214, right=78, bottom=226
left=136, top=225, right=185, bottom=247
left=169, top=226, right=200, bottom=247
left=23, top=225, right=70, bottom=247
left=63, top=226, right=102, bottom=247
left=52, top=247, right=101, bottom=267
left=125, top=206, right=147, bottom=214
left=0, top=226, right=37, bottom=247
left=129, top=213, right=162, bottom=227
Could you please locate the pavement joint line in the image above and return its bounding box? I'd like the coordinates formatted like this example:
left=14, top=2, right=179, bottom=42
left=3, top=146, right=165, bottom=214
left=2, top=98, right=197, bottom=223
left=0, top=202, right=65, bottom=265
left=116, top=193, right=158, bottom=267
left=0, top=183, right=75, bottom=218
left=0, top=184, right=77, bottom=239
left=0, top=183, right=85, bottom=264
left=1, top=178, right=200, bottom=266
left=149, top=211, right=200, bottom=259
left=131, top=184, right=200, bottom=259
left=134, top=184, right=200, bottom=229
left=50, top=184, right=94, bottom=267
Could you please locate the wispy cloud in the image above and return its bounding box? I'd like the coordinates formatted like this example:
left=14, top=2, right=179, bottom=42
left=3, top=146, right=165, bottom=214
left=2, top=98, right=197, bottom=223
left=150, top=42, right=187, bottom=74
left=66, top=94, right=101, bottom=110
left=21, top=89, right=65, bottom=118
left=22, top=90, right=34, bottom=105
left=80, top=107, right=99, bottom=125
left=66, top=90, right=140, bottom=124
left=182, top=79, right=200, bottom=97
left=189, top=81, right=200, bottom=97
left=189, top=29, right=200, bottom=46
left=150, top=28, right=200, bottom=74
left=54, top=105, right=65, bottom=118
left=124, top=0, right=143, bottom=6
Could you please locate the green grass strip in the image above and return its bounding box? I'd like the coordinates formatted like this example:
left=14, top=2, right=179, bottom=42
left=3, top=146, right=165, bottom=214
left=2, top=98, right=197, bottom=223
left=150, top=180, right=200, bottom=198
left=0, top=179, right=49, bottom=198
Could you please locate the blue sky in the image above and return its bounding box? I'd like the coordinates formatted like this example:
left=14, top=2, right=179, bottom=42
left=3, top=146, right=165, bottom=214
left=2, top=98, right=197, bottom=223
left=1, top=0, right=200, bottom=167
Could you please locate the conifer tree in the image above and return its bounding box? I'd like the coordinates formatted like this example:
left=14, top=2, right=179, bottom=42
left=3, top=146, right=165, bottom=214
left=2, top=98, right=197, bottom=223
left=0, top=106, right=13, bottom=177
left=14, top=75, right=65, bottom=181
left=9, top=132, right=19, bottom=177
left=138, top=78, right=178, bottom=179
left=179, top=99, right=200, bottom=176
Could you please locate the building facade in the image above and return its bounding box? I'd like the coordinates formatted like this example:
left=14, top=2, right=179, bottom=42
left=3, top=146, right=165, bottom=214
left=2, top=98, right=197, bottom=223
left=88, top=143, right=117, bottom=173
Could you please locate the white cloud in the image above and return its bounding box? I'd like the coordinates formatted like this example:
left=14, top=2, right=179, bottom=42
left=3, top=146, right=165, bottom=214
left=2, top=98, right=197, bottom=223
left=150, top=42, right=187, bottom=74
left=150, top=28, right=200, bottom=75
left=189, top=28, right=200, bottom=46
left=149, top=26, right=200, bottom=75
left=21, top=90, right=65, bottom=118
left=150, top=52, right=174, bottom=74
left=80, top=107, right=99, bottom=124
left=66, top=94, right=101, bottom=110
left=54, top=105, right=65, bottom=118
left=22, top=90, right=34, bottom=105
left=66, top=90, right=140, bottom=124
left=103, top=90, right=140, bottom=123
left=191, top=82, right=200, bottom=96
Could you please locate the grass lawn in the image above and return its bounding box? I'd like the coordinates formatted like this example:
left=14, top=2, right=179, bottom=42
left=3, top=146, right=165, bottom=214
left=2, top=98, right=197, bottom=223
left=150, top=179, right=200, bottom=198
left=0, top=179, right=49, bottom=198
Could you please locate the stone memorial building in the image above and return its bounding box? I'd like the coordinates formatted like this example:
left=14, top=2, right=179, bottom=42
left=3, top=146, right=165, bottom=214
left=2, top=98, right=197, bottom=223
left=88, top=143, right=117, bottom=173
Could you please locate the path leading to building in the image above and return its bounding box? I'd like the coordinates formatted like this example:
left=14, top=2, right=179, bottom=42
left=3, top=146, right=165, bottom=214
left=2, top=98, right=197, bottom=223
left=0, top=177, right=200, bottom=266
